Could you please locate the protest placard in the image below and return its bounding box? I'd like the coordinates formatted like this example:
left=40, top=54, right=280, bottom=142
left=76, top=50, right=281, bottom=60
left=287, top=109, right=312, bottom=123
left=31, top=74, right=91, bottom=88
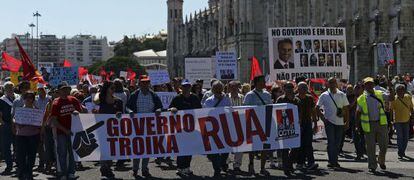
left=71, top=103, right=300, bottom=161
left=156, top=92, right=177, bottom=109
left=147, top=70, right=170, bottom=86
left=14, top=107, right=44, bottom=126
left=49, top=67, right=79, bottom=87
left=377, top=43, right=394, bottom=67
left=268, top=27, right=348, bottom=81
left=185, top=58, right=214, bottom=88
left=216, top=52, right=237, bottom=80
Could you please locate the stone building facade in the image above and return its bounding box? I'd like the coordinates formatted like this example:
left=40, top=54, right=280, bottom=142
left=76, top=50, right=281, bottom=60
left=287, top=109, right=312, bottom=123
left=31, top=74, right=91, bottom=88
left=167, top=0, right=414, bottom=82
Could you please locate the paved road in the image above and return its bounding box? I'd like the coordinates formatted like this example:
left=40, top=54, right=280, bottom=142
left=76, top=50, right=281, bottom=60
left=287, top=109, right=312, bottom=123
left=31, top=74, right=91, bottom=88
left=1, top=137, right=414, bottom=180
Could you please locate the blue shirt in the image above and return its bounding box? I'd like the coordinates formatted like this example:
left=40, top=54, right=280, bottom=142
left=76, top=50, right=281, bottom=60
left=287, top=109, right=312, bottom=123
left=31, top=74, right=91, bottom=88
left=243, top=89, right=272, bottom=106
left=203, top=94, right=232, bottom=108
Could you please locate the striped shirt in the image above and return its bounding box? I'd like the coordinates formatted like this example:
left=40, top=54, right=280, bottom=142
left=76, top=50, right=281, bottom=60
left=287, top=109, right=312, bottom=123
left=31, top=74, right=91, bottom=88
left=228, top=93, right=244, bottom=107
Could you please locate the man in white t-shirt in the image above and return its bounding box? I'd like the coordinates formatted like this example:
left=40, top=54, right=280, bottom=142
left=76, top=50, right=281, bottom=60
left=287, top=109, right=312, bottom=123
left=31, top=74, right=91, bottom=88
left=316, top=77, right=349, bottom=169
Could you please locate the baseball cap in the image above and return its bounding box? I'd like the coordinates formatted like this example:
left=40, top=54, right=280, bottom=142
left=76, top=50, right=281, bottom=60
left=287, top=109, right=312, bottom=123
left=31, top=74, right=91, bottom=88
left=139, top=75, right=150, bottom=82
left=363, top=77, right=374, bottom=84
left=57, top=83, right=71, bottom=90
left=181, top=79, right=191, bottom=86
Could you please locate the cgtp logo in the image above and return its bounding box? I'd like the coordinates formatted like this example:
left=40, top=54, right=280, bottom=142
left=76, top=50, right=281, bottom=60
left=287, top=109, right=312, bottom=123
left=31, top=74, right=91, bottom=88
left=276, top=109, right=298, bottom=140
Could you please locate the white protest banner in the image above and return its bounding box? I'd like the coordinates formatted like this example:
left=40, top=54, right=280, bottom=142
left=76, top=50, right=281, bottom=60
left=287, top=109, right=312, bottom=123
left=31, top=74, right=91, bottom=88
left=269, top=27, right=348, bottom=81
left=71, top=103, right=300, bottom=161
left=216, top=52, right=237, bottom=80
left=377, top=43, right=394, bottom=67
left=147, top=70, right=170, bottom=86
left=14, top=107, right=44, bottom=126
left=49, top=67, right=79, bottom=87
left=185, top=58, right=214, bottom=88
left=156, top=92, right=177, bottom=109
left=119, top=71, right=128, bottom=78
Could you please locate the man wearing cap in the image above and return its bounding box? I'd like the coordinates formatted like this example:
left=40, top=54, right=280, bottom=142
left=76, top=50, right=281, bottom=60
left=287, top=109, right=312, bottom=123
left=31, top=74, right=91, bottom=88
left=169, top=79, right=202, bottom=177
left=356, top=77, right=389, bottom=173
left=0, top=81, right=18, bottom=174
left=316, top=77, right=349, bottom=169
left=127, top=75, right=163, bottom=178
left=243, top=75, right=272, bottom=176
left=50, top=83, right=84, bottom=179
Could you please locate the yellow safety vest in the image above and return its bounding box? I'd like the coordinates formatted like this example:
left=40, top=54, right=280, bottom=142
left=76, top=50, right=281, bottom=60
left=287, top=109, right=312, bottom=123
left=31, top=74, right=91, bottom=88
left=357, top=90, right=388, bottom=133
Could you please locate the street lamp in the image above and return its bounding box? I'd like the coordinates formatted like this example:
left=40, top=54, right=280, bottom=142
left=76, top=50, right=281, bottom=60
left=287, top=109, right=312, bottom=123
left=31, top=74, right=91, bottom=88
left=33, top=11, right=41, bottom=66
left=29, top=23, right=35, bottom=60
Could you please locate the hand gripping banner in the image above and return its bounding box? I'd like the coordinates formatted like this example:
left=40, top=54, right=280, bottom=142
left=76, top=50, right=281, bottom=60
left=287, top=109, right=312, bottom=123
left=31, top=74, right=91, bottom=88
left=71, top=103, right=300, bottom=161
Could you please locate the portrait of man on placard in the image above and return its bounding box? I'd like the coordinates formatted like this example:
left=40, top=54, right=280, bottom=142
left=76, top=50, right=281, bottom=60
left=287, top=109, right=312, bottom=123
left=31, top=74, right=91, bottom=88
left=273, top=38, right=295, bottom=69
left=313, top=40, right=321, bottom=53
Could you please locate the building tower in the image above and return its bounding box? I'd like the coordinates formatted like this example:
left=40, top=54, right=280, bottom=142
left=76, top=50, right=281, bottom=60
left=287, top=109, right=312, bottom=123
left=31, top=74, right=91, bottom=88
left=167, top=0, right=183, bottom=77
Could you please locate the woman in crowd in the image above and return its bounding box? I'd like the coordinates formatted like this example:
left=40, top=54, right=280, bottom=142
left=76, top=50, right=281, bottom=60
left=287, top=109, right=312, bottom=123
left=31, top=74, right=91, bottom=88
left=95, top=81, right=124, bottom=179
left=14, top=91, right=42, bottom=180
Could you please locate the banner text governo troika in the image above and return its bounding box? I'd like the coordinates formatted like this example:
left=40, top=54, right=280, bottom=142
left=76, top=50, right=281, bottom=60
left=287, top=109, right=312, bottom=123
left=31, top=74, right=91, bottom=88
left=71, top=104, right=300, bottom=161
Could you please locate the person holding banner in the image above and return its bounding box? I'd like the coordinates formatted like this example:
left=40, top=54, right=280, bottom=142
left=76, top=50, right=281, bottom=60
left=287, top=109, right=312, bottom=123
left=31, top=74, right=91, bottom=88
left=14, top=91, right=41, bottom=180
left=203, top=80, right=232, bottom=178
left=50, top=83, right=84, bottom=180
left=0, top=82, right=18, bottom=175
left=127, top=75, right=163, bottom=178
left=169, top=79, right=202, bottom=177
left=95, top=81, right=124, bottom=179
left=227, top=81, right=245, bottom=173
left=243, top=75, right=272, bottom=176
left=276, top=82, right=300, bottom=176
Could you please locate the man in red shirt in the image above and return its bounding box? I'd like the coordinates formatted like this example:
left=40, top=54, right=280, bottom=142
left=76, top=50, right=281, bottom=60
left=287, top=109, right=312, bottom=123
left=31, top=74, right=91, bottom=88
left=50, top=83, right=84, bottom=180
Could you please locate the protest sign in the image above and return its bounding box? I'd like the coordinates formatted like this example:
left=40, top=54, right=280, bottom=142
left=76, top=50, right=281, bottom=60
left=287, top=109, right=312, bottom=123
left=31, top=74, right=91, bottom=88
left=268, top=27, right=348, bottom=81
left=147, top=70, right=170, bottom=86
left=119, top=71, right=128, bottom=78
left=49, top=67, right=79, bottom=87
left=71, top=103, right=300, bottom=161
left=14, top=107, right=44, bottom=126
left=377, top=43, right=394, bottom=67
left=216, top=52, right=237, bottom=80
left=185, top=58, right=214, bottom=88
left=156, top=92, right=177, bottom=109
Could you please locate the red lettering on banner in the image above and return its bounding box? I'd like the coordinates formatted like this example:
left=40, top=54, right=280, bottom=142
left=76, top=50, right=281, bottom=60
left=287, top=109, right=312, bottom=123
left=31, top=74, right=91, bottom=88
left=156, top=116, right=168, bottom=135
left=246, top=109, right=267, bottom=144
left=107, top=138, right=118, bottom=156
left=132, top=137, right=145, bottom=155
left=132, top=117, right=145, bottom=135
left=119, top=138, right=131, bottom=155
left=183, top=114, right=195, bottom=132
left=199, top=116, right=224, bottom=151
left=145, top=137, right=152, bottom=154
left=107, top=118, right=119, bottom=136
left=169, top=115, right=182, bottom=133
left=152, top=136, right=165, bottom=154
left=219, top=112, right=244, bottom=147
left=166, top=135, right=179, bottom=153
left=146, top=117, right=156, bottom=135
left=120, top=118, right=132, bottom=136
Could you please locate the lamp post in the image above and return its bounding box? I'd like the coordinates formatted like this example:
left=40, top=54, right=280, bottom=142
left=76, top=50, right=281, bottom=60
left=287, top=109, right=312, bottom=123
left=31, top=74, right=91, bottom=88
left=33, top=11, right=41, bottom=66
left=29, top=23, right=35, bottom=60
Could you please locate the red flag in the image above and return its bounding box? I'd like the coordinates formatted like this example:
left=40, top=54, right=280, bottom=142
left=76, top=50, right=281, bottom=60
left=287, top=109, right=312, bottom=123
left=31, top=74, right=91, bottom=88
left=63, top=59, right=73, bottom=67
left=126, top=68, right=136, bottom=81
left=250, top=56, right=263, bottom=81
left=78, top=66, right=88, bottom=79
left=99, top=67, right=107, bottom=77
left=15, top=37, right=46, bottom=84
left=1, top=52, right=22, bottom=72
left=107, top=70, right=115, bottom=81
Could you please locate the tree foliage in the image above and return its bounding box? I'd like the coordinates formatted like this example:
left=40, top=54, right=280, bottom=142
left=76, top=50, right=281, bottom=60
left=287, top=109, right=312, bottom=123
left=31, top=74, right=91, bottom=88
left=113, top=36, right=166, bottom=57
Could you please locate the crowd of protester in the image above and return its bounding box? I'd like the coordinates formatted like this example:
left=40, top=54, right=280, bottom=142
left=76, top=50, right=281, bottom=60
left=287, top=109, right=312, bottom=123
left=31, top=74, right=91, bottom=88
left=0, top=73, right=413, bottom=179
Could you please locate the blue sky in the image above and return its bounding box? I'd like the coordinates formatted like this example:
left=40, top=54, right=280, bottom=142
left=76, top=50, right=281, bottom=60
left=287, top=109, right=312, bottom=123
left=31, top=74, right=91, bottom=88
left=0, top=0, right=207, bottom=42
